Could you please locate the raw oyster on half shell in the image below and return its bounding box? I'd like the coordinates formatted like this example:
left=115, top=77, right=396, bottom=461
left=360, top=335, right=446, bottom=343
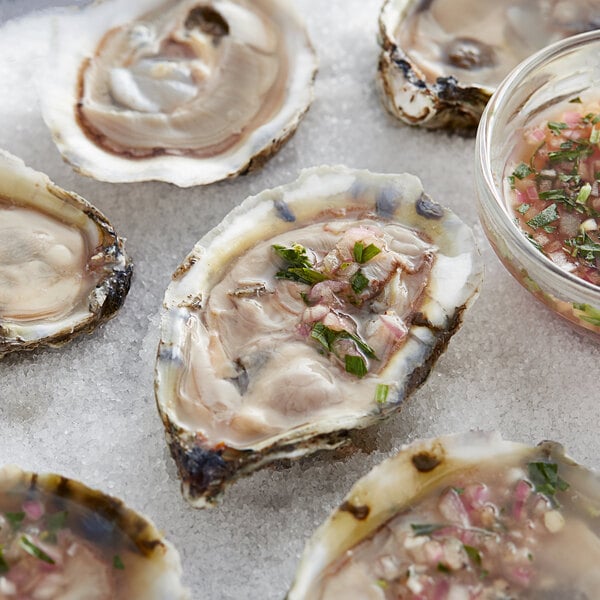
left=155, top=166, right=483, bottom=507
left=41, top=0, right=317, bottom=186
left=378, top=0, right=600, bottom=131
left=0, top=464, right=189, bottom=599
left=0, top=150, right=132, bottom=357
left=288, top=432, right=600, bottom=599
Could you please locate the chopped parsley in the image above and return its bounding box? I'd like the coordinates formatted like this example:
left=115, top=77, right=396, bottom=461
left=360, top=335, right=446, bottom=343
left=345, top=355, right=367, bottom=378
left=463, top=544, right=482, bottom=566
left=350, top=270, right=369, bottom=294
left=375, top=384, right=389, bottom=404
left=19, top=536, right=55, bottom=564
left=113, top=554, right=125, bottom=570
left=528, top=461, right=569, bottom=500
left=512, top=163, right=534, bottom=180
left=353, top=242, right=381, bottom=264
left=272, top=244, right=328, bottom=285
left=526, top=204, right=559, bottom=230
left=5, top=512, right=25, bottom=531
left=0, top=547, right=8, bottom=575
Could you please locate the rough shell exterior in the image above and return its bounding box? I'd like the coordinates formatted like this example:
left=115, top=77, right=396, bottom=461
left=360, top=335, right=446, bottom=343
left=0, top=464, right=190, bottom=599
left=286, top=431, right=587, bottom=598
left=0, top=150, right=132, bottom=357
left=155, top=166, right=483, bottom=507
left=377, top=0, right=492, bottom=132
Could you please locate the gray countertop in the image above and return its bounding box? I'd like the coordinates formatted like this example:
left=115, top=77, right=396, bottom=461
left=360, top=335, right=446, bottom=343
left=0, top=1, right=598, bottom=598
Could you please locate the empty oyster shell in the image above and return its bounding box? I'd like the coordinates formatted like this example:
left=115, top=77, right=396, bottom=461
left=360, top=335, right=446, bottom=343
left=0, top=464, right=189, bottom=599
left=155, top=166, right=483, bottom=507
left=288, top=431, right=600, bottom=599
left=41, top=0, right=317, bottom=186
left=0, top=150, right=132, bottom=357
left=378, top=0, right=600, bottom=131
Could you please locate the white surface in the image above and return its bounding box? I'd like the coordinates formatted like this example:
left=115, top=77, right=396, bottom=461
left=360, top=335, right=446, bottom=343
left=0, top=2, right=598, bottom=599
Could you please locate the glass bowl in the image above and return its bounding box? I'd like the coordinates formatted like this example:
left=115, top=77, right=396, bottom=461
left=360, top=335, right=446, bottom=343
left=476, top=30, right=600, bottom=337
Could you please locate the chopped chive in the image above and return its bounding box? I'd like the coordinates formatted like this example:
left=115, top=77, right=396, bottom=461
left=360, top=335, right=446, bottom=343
left=410, top=523, right=445, bottom=536
left=517, top=203, right=530, bottom=215
left=353, top=242, right=381, bottom=263
left=528, top=461, right=569, bottom=499
left=113, top=554, right=125, bottom=570
left=375, top=384, right=389, bottom=404
left=548, top=121, right=568, bottom=135
left=19, top=536, right=55, bottom=564
left=577, top=183, right=592, bottom=204
left=345, top=355, right=367, bottom=378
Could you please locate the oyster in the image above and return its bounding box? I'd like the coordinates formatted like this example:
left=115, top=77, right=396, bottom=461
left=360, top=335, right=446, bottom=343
left=155, top=166, right=483, bottom=507
left=288, top=431, right=600, bottom=599
left=0, top=150, right=132, bottom=357
left=41, top=0, right=317, bottom=186
left=378, top=0, right=600, bottom=131
left=0, top=464, right=189, bottom=599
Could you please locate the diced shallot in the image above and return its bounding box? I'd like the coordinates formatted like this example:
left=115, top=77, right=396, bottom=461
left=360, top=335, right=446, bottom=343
left=438, top=488, right=470, bottom=528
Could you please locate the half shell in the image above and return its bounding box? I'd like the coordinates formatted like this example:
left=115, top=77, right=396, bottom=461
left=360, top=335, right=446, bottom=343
left=0, top=150, right=132, bottom=357
left=378, top=0, right=600, bottom=131
left=155, top=166, right=483, bottom=507
left=41, top=0, right=317, bottom=186
left=288, top=431, right=600, bottom=598
left=0, top=464, right=189, bottom=599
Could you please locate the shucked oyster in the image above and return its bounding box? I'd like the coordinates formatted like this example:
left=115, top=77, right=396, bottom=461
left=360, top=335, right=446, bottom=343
left=0, top=150, right=132, bottom=357
left=155, top=166, right=483, bottom=507
left=0, top=464, right=189, bottom=599
left=41, top=0, right=317, bottom=186
left=378, top=0, right=600, bottom=131
left=288, top=432, right=600, bottom=599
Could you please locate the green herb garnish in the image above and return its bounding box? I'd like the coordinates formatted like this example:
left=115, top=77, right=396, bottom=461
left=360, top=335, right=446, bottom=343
left=513, top=163, right=534, bottom=179
left=437, top=563, right=451, bottom=574
left=113, top=554, right=125, bottom=570
left=345, top=355, right=367, bottom=378
left=410, top=523, right=445, bottom=536
left=273, top=244, right=328, bottom=285
left=548, top=141, right=593, bottom=162
left=5, top=512, right=25, bottom=531
left=590, top=128, right=600, bottom=145
left=0, top=547, right=8, bottom=575
left=310, top=323, right=376, bottom=358
left=19, top=536, right=55, bottom=564
left=350, top=269, right=369, bottom=294
left=548, top=121, right=568, bottom=135
left=452, top=487, right=465, bottom=495
left=375, top=384, right=389, bottom=404
left=565, top=233, right=600, bottom=261
left=526, top=204, right=559, bottom=229
left=464, top=544, right=482, bottom=566
left=573, top=303, right=600, bottom=327
left=528, top=461, right=569, bottom=499
left=353, top=242, right=381, bottom=263
left=517, top=203, right=530, bottom=215
left=569, top=97, right=582, bottom=104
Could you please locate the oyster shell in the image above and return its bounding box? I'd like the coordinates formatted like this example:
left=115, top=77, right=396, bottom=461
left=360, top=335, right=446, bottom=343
left=288, top=431, right=600, bottom=598
left=155, top=166, right=483, bottom=507
left=0, top=150, right=132, bottom=357
left=41, top=0, right=317, bottom=186
left=0, top=464, right=189, bottom=599
left=378, top=0, right=600, bottom=131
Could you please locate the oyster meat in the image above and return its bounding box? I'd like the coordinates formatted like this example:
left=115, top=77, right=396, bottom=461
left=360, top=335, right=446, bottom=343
left=378, top=0, right=600, bottom=131
left=41, top=0, right=317, bottom=186
left=155, top=166, right=482, bottom=507
left=0, top=464, right=189, bottom=599
left=288, top=431, right=600, bottom=599
left=0, top=150, right=132, bottom=357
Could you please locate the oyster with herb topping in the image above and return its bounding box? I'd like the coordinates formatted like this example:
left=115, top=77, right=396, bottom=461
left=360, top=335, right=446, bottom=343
left=155, top=166, right=482, bottom=507
left=41, top=0, right=317, bottom=186
left=0, top=464, right=189, bottom=599
left=288, top=432, right=600, bottom=599
left=0, top=150, right=132, bottom=357
left=378, top=0, right=600, bottom=131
